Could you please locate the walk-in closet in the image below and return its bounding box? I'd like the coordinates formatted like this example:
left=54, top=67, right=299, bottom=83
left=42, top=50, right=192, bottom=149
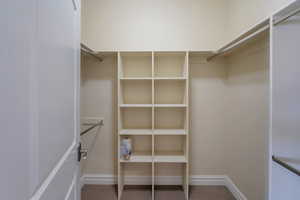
left=6, top=0, right=299, bottom=200
left=78, top=1, right=300, bottom=199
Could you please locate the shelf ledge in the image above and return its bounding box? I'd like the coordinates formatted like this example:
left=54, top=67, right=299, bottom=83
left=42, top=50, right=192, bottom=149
left=153, top=129, right=186, bottom=135
left=154, top=104, right=187, bottom=108
left=154, top=155, right=187, bottom=163
left=119, top=129, right=186, bottom=135
left=154, top=77, right=187, bottom=80
left=119, top=129, right=152, bottom=135
left=120, top=155, right=152, bottom=163
left=120, top=104, right=152, bottom=108
left=120, top=77, right=152, bottom=80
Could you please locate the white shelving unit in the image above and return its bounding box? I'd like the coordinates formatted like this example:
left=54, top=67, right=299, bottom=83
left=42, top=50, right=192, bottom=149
left=118, top=52, right=189, bottom=200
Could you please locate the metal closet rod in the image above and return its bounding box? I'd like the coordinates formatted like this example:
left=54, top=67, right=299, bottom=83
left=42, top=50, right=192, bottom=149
left=81, top=43, right=103, bottom=62
left=206, top=25, right=269, bottom=62
left=272, top=156, right=300, bottom=176
left=206, top=2, right=300, bottom=62
left=273, top=7, right=300, bottom=26
left=80, top=120, right=104, bottom=136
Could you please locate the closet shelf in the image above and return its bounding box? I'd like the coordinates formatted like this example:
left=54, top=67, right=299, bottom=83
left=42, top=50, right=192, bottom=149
left=120, top=104, right=187, bottom=108
left=120, top=77, right=187, bottom=80
left=119, top=129, right=152, bottom=135
left=120, top=154, right=152, bottom=163
left=154, top=77, right=187, bottom=80
left=154, top=104, right=187, bottom=108
left=120, top=155, right=187, bottom=163
left=153, top=129, right=186, bottom=135
left=120, top=77, right=152, bottom=80
left=120, top=104, right=152, bottom=108
left=119, top=129, right=186, bottom=135
left=154, top=155, right=187, bottom=163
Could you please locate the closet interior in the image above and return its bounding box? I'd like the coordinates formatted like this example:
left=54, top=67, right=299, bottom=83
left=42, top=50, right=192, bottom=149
left=80, top=1, right=300, bottom=200
left=80, top=26, right=269, bottom=200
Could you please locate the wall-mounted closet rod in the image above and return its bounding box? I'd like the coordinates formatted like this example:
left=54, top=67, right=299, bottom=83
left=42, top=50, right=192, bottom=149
left=81, top=43, right=103, bottom=62
left=206, top=25, right=269, bottom=62
left=273, top=7, right=300, bottom=26
left=272, top=156, right=300, bottom=176
left=80, top=120, right=104, bottom=136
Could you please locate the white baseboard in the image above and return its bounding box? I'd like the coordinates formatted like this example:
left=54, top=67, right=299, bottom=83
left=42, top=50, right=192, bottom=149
left=82, top=174, right=116, bottom=185
left=81, top=174, right=247, bottom=200
left=191, top=175, right=227, bottom=186
left=81, top=174, right=226, bottom=186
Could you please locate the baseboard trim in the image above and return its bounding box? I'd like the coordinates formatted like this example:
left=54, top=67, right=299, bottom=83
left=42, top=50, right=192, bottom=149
left=82, top=174, right=116, bottom=185
left=81, top=174, right=226, bottom=185
left=81, top=174, right=247, bottom=200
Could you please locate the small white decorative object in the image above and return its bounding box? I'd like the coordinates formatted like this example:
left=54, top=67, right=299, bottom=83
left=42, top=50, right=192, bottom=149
left=121, top=137, right=132, bottom=160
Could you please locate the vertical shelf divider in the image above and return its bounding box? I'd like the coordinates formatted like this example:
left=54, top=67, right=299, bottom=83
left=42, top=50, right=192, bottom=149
left=117, top=52, right=123, bottom=200
left=151, top=51, right=155, bottom=200
left=184, top=51, right=189, bottom=199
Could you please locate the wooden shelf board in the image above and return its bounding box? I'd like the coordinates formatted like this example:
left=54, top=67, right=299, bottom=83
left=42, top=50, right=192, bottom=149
left=120, top=104, right=152, bottom=108
left=119, top=129, right=152, bottom=135
left=120, top=154, right=187, bottom=163
left=120, top=154, right=152, bottom=163
left=154, top=77, right=187, bottom=80
left=154, top=104, right=187, bottom=108
left=154, top=155, right=187, bottom=163
left=153, top=129, right=186, bottom=135
left=120, top=77, right=152, bottom=80
left=120, top=77, right=187, bottom=80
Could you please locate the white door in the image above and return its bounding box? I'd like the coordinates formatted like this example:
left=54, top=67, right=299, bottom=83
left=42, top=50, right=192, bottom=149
left=271, top=7, right=300, bottom=200
left=0, top=0, right=80, bottom=200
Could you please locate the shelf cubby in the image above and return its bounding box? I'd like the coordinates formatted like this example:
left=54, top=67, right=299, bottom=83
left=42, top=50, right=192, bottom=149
left=120, top=79, right=152, bottom=105
left=120, top=107, right=152, bottom=130
left=120, top=129, right=152, bottom=136
left=121, top=163, right=152, bottom=187
left=154, top=162, right=188, bottom=199
left=120, top=135, right=152, bottom=163
left=154, top=79, right=187, bottom=105
left=123, top=163, right=152, bottom=176
left=119, top=52, right=152, bottom=78
left=154, top=163, right=185, bottom=177
left=153, top=129, right=186, bottom=135
left=154, top=107, right=186, bottom=130
left=154, top=52, right=187, bottom=78
left=154, top=135, right=186, bottom=163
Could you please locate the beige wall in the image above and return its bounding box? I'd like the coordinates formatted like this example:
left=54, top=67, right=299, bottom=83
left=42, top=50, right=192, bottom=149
left=81, top=0, right=228, bottom=51
left=82, top=0, right=294, bottom=51
left=224, top=36, right=269, bottom=200
left=80, top=54, right=117, bottom=175
left=189, top=55, right=228, bottom=175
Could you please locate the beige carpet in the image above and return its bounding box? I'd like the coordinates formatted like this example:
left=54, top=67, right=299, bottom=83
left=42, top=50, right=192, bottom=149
left=81, top=185, right=236, bottom=200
